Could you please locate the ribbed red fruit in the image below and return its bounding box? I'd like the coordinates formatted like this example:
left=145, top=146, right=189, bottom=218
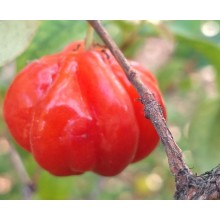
left=3, top=41, right=166, bottom=176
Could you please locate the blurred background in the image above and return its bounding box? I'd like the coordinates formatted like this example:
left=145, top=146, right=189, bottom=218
left=0, top=20, right=220, bottom=199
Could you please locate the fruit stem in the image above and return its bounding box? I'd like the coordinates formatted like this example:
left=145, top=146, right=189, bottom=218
left=85, top=23, right=94, bottom=50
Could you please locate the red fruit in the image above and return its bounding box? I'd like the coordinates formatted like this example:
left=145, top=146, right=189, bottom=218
left=3, top=41, right=166, bottom=176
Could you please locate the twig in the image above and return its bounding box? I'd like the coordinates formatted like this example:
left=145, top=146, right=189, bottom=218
left=88, top=20, right=190, bottom=176
left=88, top=20, right=220, bottom=200
left=85, top=23, right=94, bottom=50
left=8, top=142, right=35, bottom=199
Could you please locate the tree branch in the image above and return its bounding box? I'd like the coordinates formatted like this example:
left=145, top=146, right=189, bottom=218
left=8, top=141, right=35, bottom=199
left=88, top=20, right=220, bottom=200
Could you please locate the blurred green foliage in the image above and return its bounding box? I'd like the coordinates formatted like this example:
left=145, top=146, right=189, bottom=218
left=0, top=20, right=220, bottom=200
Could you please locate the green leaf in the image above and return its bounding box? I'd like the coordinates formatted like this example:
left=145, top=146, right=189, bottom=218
left=0, top=21, right=39, bottom=67
left=189, top=98, right=220, bottom=172
left=176, top=36, right=220, bottom=84
left=167, top=20, right=220, bottom=45
left=167, top=21, right=205, bottom=40
left=17, top=21, right=87, bottom=71
left=166, top=21, right=220, bottom=89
